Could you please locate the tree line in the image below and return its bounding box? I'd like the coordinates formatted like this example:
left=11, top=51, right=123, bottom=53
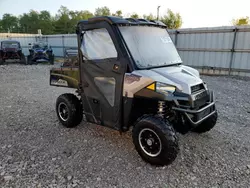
left=232, top=16, right=249, bottom=26
left=0, top=6, right=182, bottom=34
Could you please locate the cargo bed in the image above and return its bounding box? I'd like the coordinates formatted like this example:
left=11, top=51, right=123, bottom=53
left=50, top=67, right=79, bottom=88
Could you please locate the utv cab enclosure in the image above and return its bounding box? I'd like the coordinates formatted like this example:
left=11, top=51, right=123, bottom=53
left=50, top=16, right=218, bottom=166
left=0, top=40, right=26, bottom=65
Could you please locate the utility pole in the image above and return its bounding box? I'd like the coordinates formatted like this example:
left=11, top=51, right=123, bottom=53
left=157, top=6, right=161, bottom=20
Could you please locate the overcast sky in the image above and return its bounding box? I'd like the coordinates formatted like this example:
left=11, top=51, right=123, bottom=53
left=0, top=0, right=249, bottom=28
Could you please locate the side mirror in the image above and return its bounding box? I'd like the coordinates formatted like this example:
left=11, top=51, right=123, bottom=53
left=28, top=43, right=31, bottom=45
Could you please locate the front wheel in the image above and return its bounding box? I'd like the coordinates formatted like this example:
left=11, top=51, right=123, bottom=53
left=56, top=93, right=83, bottom=128
left=132, top=115, right=179, bottom=166
left=191, top=111, right=218, bottom=133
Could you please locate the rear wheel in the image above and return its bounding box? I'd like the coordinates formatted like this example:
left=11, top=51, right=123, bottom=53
left=56, top=93, right=83, bottom=128
left=132, top=115, right=179, bottom=166
left=191, top=111, right=218, bottom=133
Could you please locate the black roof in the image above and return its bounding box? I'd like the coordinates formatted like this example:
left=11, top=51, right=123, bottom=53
left=1, top=40, right=20, bottom=43
left=77, top=16, right=166, bottom=28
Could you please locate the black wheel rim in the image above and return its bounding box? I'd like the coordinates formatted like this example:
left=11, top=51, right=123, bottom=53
left=58, top=102, right=69, bottom=121
left=138, top=128, right=162, bottom=157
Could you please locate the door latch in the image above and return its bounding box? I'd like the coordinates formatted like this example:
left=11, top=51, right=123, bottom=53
left=113, top=64, right=119, bottom=71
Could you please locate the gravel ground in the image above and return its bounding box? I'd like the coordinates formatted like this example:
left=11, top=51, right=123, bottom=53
left=0, top=63, right=250, bottom=188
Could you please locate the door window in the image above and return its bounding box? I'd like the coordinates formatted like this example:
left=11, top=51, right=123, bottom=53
left=80, top=28, right=117, bottom=60
left=94, top=77, right=116, bottom=106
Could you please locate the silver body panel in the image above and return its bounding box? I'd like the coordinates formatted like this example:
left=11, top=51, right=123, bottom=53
left=132, top=65, right=203, bottom=94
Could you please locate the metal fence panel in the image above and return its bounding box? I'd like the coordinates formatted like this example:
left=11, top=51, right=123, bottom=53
left=233, top=52, right=250, bottom=69
left=235, top=29, right=250, bottom=50
left=169, top=25, right=250, bottom=76
left=179, top=51, right=231, bottom=68
left=46, top=35, right=64, bottom=57
left=63, top=34, right=77, bottom=48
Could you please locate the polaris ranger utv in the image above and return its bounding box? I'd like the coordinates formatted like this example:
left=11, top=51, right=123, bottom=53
left=50, top=16, right=217, bottom=166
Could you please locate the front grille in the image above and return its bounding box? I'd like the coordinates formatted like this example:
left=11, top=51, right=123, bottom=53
left=4, top=48, right=16, bottom=52
left=193, top=91, right=210, bottom=108
left=191, top=83, right=205, bottom=94
left=35, top=52, right=47, bottom=58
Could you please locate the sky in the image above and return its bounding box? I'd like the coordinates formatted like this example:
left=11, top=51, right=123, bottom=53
left=0, top=0, right=249, bottom=28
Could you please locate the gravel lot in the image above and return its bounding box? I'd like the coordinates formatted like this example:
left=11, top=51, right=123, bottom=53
left=0, top=64, right=250, bottom=188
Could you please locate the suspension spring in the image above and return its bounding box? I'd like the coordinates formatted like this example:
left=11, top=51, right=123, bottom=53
left=158, top=101, right=166, bottom=119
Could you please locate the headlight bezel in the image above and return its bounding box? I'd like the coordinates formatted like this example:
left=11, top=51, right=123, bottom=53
left=146, top=82, right=181, bottom=96
left=156, top=82, right=176, bottom=94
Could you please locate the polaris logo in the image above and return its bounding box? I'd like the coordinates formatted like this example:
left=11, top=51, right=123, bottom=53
left=51, top=79, right=68, bottom=86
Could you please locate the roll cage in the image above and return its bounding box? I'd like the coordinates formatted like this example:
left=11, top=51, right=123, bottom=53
left=76, top=16, right=168, bottom=72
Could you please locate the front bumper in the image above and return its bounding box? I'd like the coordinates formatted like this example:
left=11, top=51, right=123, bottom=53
left=32, top=53, right=50, bottom=62
left=172, top=91, right=216, bottom=126
left=2, top=52, right=21, bottom=59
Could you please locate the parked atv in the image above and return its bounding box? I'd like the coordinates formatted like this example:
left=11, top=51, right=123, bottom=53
left=27, top=42, right=54, bottom=65
left=0, top=40, right=26, bottom=65
left=50, top=16, right=218, bottom=166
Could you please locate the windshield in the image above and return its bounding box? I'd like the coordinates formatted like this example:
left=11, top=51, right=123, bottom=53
left=33, top=42, right=48, bottom=49
left=1, top=41, right=19, bottom=48
left=119, top=26, right=182, bottom=69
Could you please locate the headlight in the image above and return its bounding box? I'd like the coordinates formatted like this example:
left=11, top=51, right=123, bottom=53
left=146, top=82, right=182, bottom=96
left=156, top=82, right=176, bottom=96
left=156, top=82, right=176, bottom=92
